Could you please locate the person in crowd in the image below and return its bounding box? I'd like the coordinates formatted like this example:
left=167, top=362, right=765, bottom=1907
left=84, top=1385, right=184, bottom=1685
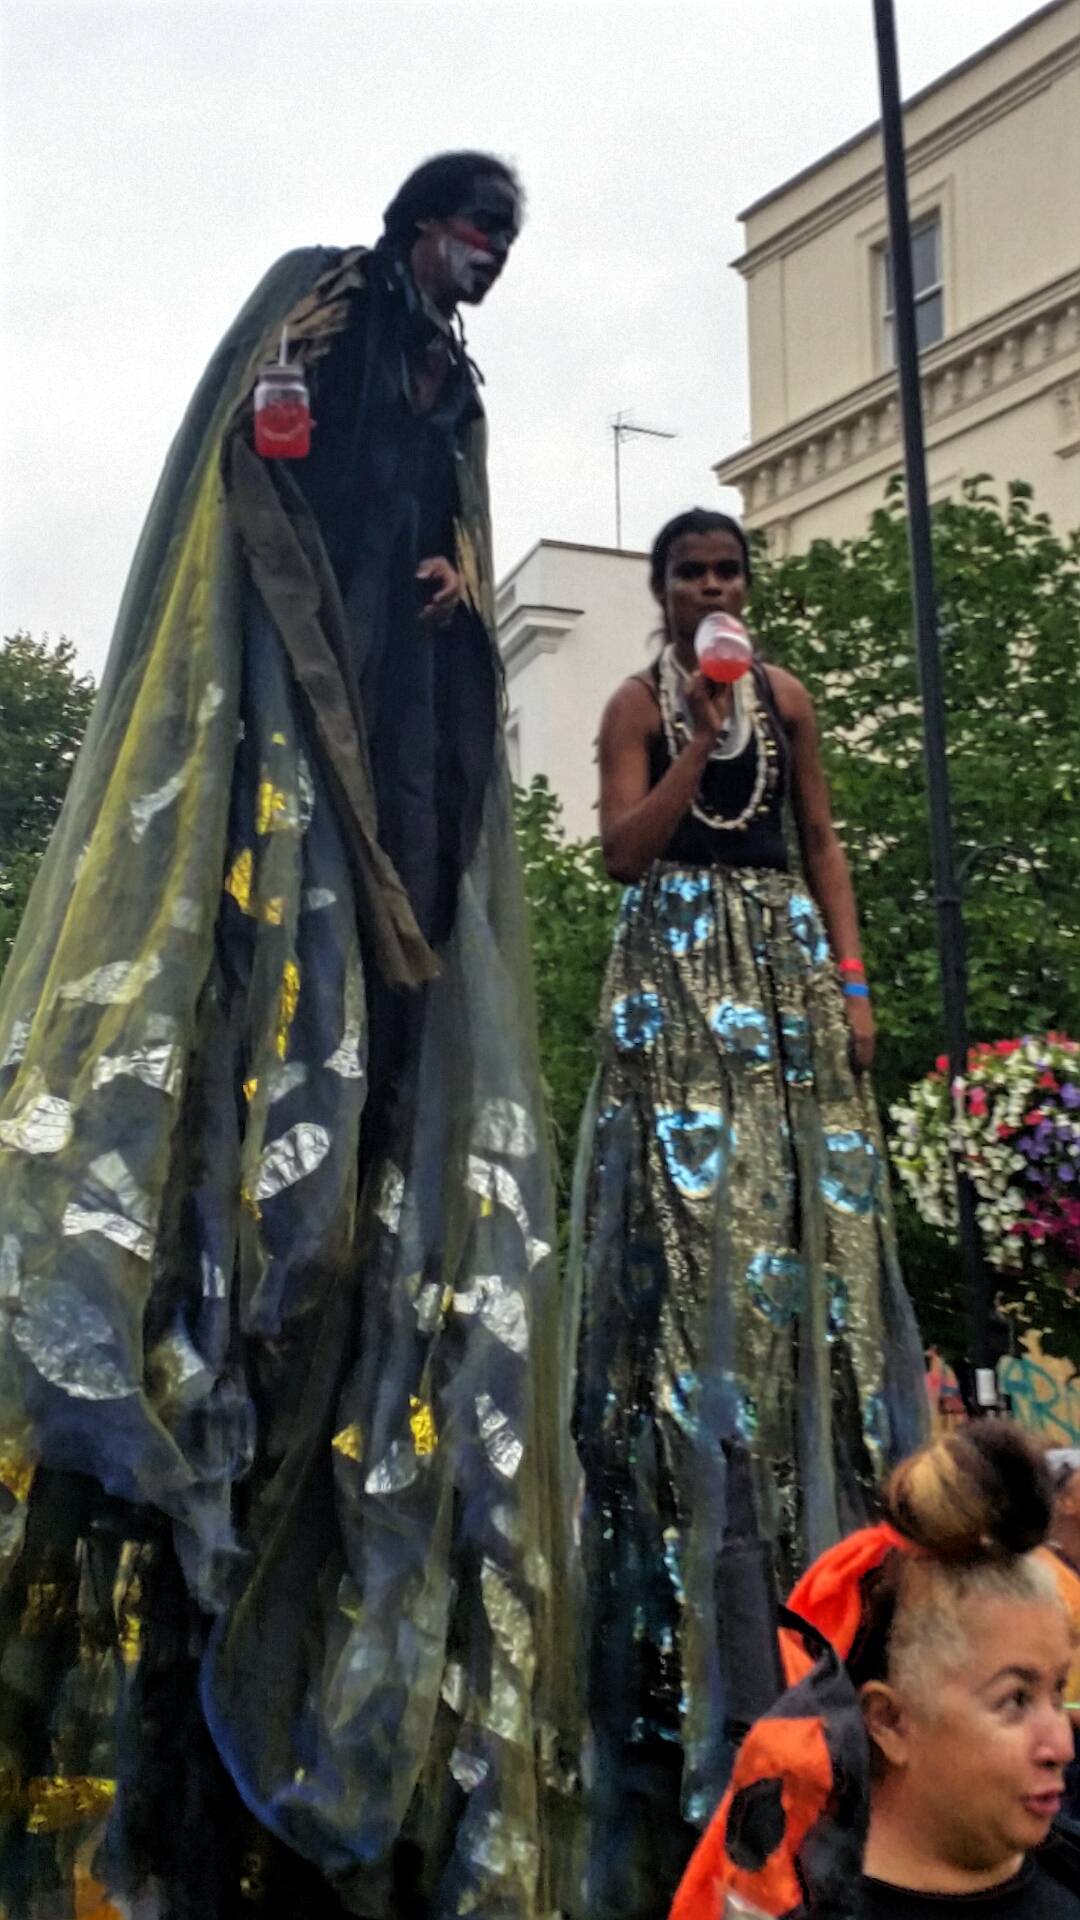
left=569, top=506, right=928, bottom=1919
left=0, top=153, right=579, bottom=1919
left=672, top=1422, right=1080, bottom=1920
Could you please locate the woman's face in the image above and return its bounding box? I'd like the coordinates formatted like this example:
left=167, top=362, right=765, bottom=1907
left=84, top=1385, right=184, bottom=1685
left=657, top=530, right=748, bottom=649
left=869, top=1596, right=1073, bottom=1874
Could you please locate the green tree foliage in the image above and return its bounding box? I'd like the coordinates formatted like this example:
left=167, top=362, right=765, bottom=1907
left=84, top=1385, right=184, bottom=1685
left=0, top=632, right=95, bottom=975
left=750, top=478, right=1080, bottom=1356
left=513, top=778, right=621, bottom=1222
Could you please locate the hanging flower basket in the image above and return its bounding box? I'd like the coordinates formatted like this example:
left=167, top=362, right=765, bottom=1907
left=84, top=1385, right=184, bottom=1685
left=890, top=1033, right=1080, bottom=1288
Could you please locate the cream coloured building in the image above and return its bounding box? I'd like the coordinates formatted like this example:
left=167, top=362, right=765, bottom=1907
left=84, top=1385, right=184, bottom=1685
left=497, top=540, right=652, bottom=843
left=715, top=0, right=1080, bottom=550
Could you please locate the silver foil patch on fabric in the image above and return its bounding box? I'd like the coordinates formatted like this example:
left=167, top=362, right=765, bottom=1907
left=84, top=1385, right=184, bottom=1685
left=1, top=1233, right=22, bottom=1302
left=147, top=1325, right=213, bottom=1410
left=486, top=1652, right=530, bottom=1748
left=413, top=1281, right=447, bottom=1334
left=324, top=955, right=364, bottom=1080
left=58, top=954, right=162, bottom=1006
left=62, top=1205, right=153, bottom=1262
left=0, top=1077, right=73, bottom=1155
left=169, top=897, right=201, bottom=934
left=197, top=682, right=225, bottom=727
left=254, top=1122, right=331, bottom=1201
left=201, top=1253, right=227, bottom=1298
left=466, top=1811, right=539, bottom=1899
left=363, top=1439, right=419, bottom=1496
left=10, top=1282, right=135, bottom=1400
left=92, top=1043, right=182, bottom=1097
left=296, top=753, right=315, bottom=831
left=375, top=1163, right=405, bottom=1235
left=303, top=888, right=336, bottom=912
left=441, top=1660, right=467, bottom=1714
left=0, top=1016, right=32, bottom=1071
left=449, top=1746, right=489, bottom=1793
left=63, top=1155, right=155, bottom=1262
left=481, top=1558, right=536, bottom=1686
left=465, top=1157, right=550, bottom=1270
left=475, top=1393, right=523, bottom=1480
left=265, top=1061, right=308, bottom=1105
left=453, top=1274, right=528, bottom=1355
left=471, top=1099, right=536, bottom=1159
left=129, top=768, right=189, bottom=843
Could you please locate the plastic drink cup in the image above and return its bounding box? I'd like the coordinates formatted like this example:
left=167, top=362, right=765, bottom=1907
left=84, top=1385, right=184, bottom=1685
left=694, top=612, right=753, bottom=683
left=254, top=362, right=312, bottom=460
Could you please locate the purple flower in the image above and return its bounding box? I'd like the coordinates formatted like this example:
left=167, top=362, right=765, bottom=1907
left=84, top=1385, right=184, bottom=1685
left=1062, top=1083, right=1080, bottom=1109
left=1061, top=1165, right=1076, bottom=1183
left=1018, top=1136, right=1034, bottom=1155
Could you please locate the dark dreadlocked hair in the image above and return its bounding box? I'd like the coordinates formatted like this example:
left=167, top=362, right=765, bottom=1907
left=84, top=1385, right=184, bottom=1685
left=648, top=508, right=753, bottom=597
left=380, top=151, right=524, bottom=249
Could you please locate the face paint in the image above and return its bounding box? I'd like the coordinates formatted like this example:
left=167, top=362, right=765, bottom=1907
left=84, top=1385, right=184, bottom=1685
left=438, top=231, right=496, bottom=299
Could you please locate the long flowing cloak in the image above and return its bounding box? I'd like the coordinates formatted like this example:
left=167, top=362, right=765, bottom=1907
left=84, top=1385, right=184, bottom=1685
left=0, top=247, right=580, bottom=1918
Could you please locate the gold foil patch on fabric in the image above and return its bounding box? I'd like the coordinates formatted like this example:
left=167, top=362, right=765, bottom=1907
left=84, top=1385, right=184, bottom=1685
left=275, top=960, right=300, bottom=1060
left=255, top=778, right=296, bottom=836
left=23, top=1775, right=116, bottom=1834
left=243, top=1076, right=258, bottom=1103
left=332, top=1422, right=364, bottom=1462
left=261, top=897, right=285, bottom=927
left=0, top=1449, right=34, bottom=1504
left=113, top=1539, right=152, bottom=1672
left=58, top=955, right=162, bottom=1006
left=224, top=850, right=254, bottom=914
left=409, top=1397, right=437, bottom=1457
left=20, top=1581, right=71, bottom=1636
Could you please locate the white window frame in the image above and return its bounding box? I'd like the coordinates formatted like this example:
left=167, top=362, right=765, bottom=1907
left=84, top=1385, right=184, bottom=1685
left=878, top=212, right=944, bottom=367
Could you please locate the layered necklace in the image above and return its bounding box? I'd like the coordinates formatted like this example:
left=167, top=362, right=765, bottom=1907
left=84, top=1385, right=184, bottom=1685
left=655, top=641, right=775, bottom=834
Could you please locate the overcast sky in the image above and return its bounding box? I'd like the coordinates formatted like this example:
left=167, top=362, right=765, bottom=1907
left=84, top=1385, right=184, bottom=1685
left=0, top=0, right=1039, bottom=677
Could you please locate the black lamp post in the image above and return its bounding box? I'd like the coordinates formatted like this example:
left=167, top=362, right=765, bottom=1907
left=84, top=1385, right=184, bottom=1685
left=871, top=0, right=997, bottom=1406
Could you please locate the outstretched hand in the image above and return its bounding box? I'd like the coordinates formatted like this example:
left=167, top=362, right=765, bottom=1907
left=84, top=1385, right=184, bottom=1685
left=417, top=555, right=462, bottom=627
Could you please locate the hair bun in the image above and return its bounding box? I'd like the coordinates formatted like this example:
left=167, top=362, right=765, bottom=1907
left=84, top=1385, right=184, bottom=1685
left=885, top=1422, right=1051, bottom=1562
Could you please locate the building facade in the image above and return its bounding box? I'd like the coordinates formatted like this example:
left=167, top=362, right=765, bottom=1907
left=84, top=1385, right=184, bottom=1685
left=496, top=540, right=651, bottom=843
left=715, top=0, right=1080, bottom=550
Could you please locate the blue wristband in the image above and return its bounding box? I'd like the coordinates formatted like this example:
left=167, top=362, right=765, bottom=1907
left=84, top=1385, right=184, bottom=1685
left=843, top=982, right=870, bottom=999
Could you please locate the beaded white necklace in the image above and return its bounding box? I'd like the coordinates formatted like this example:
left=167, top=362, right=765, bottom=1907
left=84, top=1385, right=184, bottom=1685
left=655, top=642, right=772, bottom=834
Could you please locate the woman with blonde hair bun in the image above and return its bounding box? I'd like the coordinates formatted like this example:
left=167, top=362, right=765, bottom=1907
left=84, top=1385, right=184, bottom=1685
left=672, top=1423, right=1080, bottom=1920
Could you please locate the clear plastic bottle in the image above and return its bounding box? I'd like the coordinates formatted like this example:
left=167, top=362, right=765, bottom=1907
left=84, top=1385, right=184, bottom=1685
left=254, top=353, right=311, bottom=460
left=694, top=611, right=753, bottom=683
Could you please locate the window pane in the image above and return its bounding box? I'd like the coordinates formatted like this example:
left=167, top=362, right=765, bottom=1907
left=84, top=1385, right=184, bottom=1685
left=914, top=288, right=943, bottom=351
left=911, top=219, right=940, bottom=295
left=883, top=312, right=895, bottom=366
left=881, top=244, right=895, bottom=313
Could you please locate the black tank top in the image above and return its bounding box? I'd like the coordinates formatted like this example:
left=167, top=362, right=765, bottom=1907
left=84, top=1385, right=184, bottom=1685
left=645, top=658, right=791, bottom=870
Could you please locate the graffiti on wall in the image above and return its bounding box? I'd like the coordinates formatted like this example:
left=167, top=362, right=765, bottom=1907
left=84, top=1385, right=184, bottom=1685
left=998, top=1331, right=1080, bottom=1446
left=925, top=1333, right=1080, bottom=1443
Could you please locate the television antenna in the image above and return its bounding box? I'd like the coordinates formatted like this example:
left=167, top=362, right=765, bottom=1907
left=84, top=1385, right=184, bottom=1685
left=611, top=411, right=676, bottom=549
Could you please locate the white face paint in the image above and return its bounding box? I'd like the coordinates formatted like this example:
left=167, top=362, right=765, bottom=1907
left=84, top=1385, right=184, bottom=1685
left=437, top=232, right=495, bottom=299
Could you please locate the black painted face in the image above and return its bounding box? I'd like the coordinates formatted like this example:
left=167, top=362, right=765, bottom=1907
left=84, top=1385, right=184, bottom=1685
left=450, top=176, right=521, bottom=259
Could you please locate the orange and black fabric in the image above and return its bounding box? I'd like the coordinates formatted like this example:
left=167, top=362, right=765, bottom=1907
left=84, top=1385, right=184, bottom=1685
left=779, top=1522, right=910, bottom=1688
left=670, top=1610, right=870, bottom=1920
